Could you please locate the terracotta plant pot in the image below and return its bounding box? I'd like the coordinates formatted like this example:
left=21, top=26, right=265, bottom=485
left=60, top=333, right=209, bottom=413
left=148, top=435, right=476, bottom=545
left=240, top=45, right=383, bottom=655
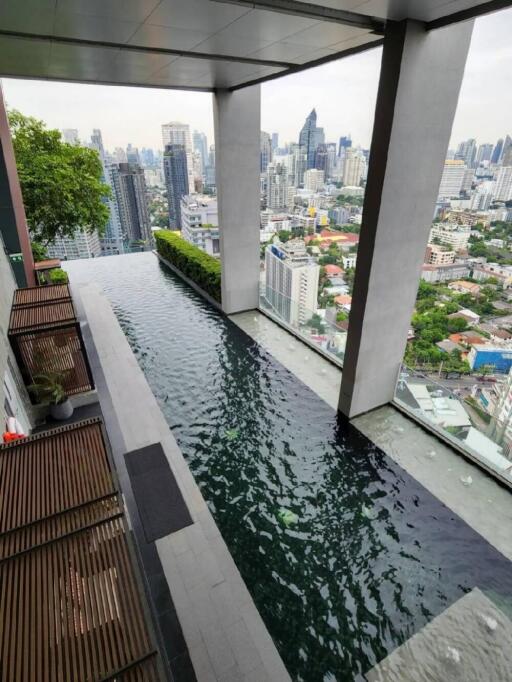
left=50, top=399, right=74, bottom=420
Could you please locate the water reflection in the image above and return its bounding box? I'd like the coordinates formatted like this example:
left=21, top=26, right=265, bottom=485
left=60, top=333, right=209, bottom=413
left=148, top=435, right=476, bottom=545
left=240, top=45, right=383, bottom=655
left=66, top=254, right=512, bottom=682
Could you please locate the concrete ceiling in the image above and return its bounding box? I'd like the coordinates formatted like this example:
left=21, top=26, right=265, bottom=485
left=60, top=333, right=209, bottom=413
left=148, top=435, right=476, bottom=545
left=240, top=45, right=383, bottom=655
left=0, top=0, right=507, bottom=91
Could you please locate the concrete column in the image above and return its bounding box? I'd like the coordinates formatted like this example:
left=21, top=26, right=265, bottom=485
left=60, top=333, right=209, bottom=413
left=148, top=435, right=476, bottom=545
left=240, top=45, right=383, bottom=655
left=213, top=85, right=260, bottom=314
left=339, top=19, right=474, bottom=418
left=0, top=83, right=35, bottom=287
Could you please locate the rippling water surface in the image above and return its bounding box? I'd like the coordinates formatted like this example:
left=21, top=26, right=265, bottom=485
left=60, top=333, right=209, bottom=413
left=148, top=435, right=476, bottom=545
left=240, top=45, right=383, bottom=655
left=67, top=254, right=512, bottom=682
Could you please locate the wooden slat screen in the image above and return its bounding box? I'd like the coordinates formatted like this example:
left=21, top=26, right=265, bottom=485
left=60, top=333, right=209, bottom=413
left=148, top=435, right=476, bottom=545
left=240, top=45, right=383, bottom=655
left=9, top=300, right=76, bottom=333
left=13, top=284, right=71, bottom=308
left=8, top=286, right=94, bottom=398
left=0, top=419, right=160, bottom=681
left=15, top=326, right=94, bottom=396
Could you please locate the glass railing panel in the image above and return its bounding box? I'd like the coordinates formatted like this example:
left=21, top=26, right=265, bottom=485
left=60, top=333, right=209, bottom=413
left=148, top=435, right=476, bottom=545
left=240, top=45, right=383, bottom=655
left=394, top=364, right=512, bottom=485
left=259, top=282, right=346, bottom=366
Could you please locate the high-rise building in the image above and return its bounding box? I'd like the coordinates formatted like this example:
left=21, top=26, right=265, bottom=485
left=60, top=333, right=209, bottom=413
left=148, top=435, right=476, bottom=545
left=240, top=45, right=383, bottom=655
left=271, top=132, right=279, bottom=151
left=299, top=109, right=325, bottom=169
left=288, top=143, right=307, bottom=187
left=113, top=147, right=127, bottom=163
left=140, top=148, right=155, bottom=167
left=491, top=138, right=504, bottom=165
left=438, top=160, right=466, bottom=198
left=501, top=135, right=512, bottom=166
left=260, top=131, right=272, bottom=173
left=266, top=163, right=288, bottom=210
left=162, top=122, right=195, bottom=194
left=338, top=136, right=352, bottom=156
left=180, top=194, right=219, bottom=256
left=110, top=163, right=152, bottom=244
left=47, top=229, right=101, bottom=260
left=193, top=131, right=208, bottom=170
left=495, top=166, right=512, bottom=202
left=342, top=149, right=365, bottom=186
left=455, top=138, right=477, bottom=168
left=265, top=239, right=320, bottom=326
left=476, top=143, right=494, bottom=165
left=163, top=144, right=189, bottom=228
left=62, top=128, right=79, bottom=145
left=126, top=144, right=140, bottom=165
left=304, top=169, right=325, bottom=192
left=89, top=129, right=125, bottom=256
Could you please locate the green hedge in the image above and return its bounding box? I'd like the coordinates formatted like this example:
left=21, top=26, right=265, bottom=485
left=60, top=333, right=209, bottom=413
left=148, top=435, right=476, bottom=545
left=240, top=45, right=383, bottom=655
left=155, top=230, right=221, bottom=302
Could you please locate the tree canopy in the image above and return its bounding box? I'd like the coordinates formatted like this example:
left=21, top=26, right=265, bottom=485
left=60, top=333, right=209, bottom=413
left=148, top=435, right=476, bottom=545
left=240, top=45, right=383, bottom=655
left=9, top=110, right=111, bottom=245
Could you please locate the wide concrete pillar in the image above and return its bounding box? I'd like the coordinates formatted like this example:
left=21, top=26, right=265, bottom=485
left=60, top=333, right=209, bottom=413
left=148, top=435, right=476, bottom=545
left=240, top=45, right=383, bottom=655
left=339, top=19, right=474, bottom=418
left=213, top=85, right=260, bottom=314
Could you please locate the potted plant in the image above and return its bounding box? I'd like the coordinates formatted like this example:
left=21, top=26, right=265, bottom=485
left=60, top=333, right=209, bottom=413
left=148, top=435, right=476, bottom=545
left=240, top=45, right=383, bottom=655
left=29, top=371, right=74, bottom=420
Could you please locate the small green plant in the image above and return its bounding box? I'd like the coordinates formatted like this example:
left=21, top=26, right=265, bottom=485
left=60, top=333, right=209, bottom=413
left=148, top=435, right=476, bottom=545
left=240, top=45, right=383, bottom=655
left=49, top=268, right=68, bottom=284
left=29, top=371, right=67, bottom=405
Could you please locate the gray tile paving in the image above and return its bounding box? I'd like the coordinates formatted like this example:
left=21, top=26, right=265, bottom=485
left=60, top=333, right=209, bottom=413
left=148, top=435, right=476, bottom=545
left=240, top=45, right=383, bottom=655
left=76, top=284, right=291, bottom=682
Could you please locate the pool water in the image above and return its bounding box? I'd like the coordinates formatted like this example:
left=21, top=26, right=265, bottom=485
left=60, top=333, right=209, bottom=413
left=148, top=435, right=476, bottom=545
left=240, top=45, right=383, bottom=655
left=66, top=254, right=512, bottom=682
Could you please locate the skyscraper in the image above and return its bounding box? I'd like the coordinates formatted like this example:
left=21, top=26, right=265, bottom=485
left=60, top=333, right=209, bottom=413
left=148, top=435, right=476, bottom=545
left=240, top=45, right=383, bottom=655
left=193, top=131, right=208, bottom=169
left=260, top=131, right=272, bottom=173
left=162, top=122, right=195, bottom=194
left=475, top=143, right=493, bottom=165
left=501, top=135, right=512, bottom=166
left=342, top=149, right=366, bottom=186
left=455, top=138, right=477, bottom=168
left=163, top=144, right=189, bottom=228
left=289, top=143, right=307, bottom=187
left=271, top=132, right=279, bottom=151
left=266, top=163, right=288, bottom=210
left=111, top=163, right=152, bottom=244
left=338, top=136, right=352, bottom=156
left=299, top=109, right=325, bottom=169
left=491, top=138, right=504, bottom=164
left=126, top=144, right=140, bottom=165
left=89, top=129, right=125, bottom=255
left=62, top=128, right=79, bottom=145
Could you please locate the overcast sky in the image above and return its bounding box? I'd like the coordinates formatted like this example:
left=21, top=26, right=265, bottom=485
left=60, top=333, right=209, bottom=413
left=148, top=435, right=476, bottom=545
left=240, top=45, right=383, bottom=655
left=2, top=7, right=511, bottom=153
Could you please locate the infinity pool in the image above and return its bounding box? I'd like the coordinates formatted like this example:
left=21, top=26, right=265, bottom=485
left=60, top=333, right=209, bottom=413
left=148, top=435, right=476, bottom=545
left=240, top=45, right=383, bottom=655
left=67, top=253, right=512, bottom=681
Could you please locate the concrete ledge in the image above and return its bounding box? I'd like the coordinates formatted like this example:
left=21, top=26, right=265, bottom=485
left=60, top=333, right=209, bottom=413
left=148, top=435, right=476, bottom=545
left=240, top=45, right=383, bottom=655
left=75, top=282, right=291, bottom=682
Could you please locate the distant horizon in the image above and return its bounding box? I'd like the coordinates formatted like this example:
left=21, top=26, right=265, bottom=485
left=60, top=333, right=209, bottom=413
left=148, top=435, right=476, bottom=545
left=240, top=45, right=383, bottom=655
left=2, top=6, right=511, bottom=155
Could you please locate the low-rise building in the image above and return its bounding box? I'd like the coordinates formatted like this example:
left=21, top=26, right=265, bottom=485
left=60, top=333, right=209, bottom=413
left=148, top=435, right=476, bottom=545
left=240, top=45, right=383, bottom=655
left=448, top=280, right=481, bottom=296
left=420, top=262, right=470, bottom=283
left=472, top=262, right=512, bottom=288
left=425, top=244, right=455, bottom=265
left=430, top=223, right=471, bottom=251
left=448, top=308, right=481, bottom=325
left=468, top=346, right=512, bottom=373
left=180, top=194, right=220, bottom=256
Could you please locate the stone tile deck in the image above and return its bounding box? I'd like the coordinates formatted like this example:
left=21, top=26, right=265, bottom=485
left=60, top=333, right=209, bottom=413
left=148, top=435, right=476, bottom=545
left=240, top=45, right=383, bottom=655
left=75, top=283, right=291, bottom=682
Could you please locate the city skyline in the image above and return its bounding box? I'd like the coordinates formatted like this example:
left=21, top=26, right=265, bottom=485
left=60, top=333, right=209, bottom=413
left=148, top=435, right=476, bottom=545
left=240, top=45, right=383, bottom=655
left=1, top=7, right=511, bottom=152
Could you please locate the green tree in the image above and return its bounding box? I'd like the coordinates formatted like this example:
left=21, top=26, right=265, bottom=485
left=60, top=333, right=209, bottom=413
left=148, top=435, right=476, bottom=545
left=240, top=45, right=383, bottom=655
left=9, top=110, right=110, bottom=245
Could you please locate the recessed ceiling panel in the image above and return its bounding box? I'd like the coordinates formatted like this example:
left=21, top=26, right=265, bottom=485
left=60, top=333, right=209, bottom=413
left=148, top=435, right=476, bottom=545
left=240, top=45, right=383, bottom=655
left=145, top=0, right=251, bottom=32
left=54, top=0, right=161, bottom=23
left=54, top=11, right=140, bottom=43
left=127, top=23, right=212, bottom=51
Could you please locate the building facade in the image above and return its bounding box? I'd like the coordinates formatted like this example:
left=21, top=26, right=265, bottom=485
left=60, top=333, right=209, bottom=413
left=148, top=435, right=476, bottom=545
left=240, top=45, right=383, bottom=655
left=265, top=239, right=319, bottom=326
left=163, top=144, right=189, bottom=229
left=180, top=194, right=220, bottom=256
left=162, top=122, right=195, bottom=194
left=110, top=162, right=152, bottom=245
